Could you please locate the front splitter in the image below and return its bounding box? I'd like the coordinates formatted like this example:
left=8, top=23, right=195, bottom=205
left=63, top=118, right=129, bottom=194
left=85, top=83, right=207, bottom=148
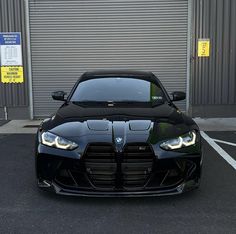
left=39, top=180, right=199, bottom=197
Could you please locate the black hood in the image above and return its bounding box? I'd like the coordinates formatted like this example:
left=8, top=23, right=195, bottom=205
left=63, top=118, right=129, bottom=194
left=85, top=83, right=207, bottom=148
left=41, top=102, right=198, bottom=136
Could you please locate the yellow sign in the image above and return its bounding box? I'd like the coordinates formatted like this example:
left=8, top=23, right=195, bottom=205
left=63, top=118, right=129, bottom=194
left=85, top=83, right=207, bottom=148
left=1, top=66, right=24, bottom=83
left=198, top=39, right=210, bottom=57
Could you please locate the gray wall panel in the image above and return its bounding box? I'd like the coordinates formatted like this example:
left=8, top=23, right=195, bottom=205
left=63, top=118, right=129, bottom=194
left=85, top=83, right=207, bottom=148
left=0, top=0, right=29, bottom=108
left=191, top=0, right=236, bottom=117
left=29, top=0, right=189, bottom=117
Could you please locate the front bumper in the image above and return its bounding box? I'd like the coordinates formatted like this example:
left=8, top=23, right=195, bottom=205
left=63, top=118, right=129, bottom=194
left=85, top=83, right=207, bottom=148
left=36, top=143, right=201, bottom=197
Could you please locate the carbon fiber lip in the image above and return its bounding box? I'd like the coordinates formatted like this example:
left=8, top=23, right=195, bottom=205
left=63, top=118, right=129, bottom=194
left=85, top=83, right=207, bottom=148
left=48, top=181, right=190, bottom=197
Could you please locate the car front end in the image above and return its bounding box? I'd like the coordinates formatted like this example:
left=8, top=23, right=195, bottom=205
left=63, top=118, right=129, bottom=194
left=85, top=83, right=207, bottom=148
left=36, top=118, right=202, bottom=197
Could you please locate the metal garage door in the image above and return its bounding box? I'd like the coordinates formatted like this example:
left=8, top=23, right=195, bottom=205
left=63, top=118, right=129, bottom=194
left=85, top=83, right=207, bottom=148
left=29, top=0, right=189, bottom=118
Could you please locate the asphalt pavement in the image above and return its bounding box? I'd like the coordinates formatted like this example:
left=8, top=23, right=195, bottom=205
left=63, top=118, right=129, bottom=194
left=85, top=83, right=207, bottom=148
left=0, top=133, right=235, bottom=234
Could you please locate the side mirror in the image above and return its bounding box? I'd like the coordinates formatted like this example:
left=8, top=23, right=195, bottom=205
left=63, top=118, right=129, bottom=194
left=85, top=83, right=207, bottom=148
left=171, top=91, right=186, bottom=102
left=52, top=91, right=67, bottom=101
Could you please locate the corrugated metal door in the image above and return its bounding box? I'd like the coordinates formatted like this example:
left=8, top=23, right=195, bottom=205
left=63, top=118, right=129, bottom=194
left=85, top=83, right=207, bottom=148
left=29, top=0, right=188, bottom=117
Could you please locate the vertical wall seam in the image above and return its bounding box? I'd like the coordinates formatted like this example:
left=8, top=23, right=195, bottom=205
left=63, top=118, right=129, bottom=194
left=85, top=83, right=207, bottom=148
left=24, top=0, right=34, bottom=119
left=186, top=0, right=192, bottom=115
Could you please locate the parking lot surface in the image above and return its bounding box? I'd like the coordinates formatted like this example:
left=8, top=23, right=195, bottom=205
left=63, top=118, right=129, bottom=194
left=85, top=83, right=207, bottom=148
left=0, top=133, right=236, bottom=234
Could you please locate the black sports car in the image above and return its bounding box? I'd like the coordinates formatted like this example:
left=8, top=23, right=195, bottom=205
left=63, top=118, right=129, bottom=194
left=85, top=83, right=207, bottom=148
left=36, top=70, right=202, bottom=197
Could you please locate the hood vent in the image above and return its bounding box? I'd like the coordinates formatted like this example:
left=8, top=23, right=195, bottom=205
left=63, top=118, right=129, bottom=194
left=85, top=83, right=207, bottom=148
left=87, top=120, right=109, bottom=131
left=129, top=120, right=151, bottom=131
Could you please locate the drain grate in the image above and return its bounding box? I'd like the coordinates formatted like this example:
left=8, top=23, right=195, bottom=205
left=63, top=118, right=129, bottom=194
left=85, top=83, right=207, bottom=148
left=23, top=125, right=40, bottom=128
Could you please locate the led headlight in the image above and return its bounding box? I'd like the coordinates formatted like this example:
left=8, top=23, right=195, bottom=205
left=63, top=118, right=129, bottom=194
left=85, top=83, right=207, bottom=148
left=160, top=131, right=197, bottom=150
left=41, top=132, right=78, bottom=150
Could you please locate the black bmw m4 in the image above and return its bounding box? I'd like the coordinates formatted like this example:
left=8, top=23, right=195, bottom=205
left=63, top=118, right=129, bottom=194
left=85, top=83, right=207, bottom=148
left=36, top=70, right=202, bottom=197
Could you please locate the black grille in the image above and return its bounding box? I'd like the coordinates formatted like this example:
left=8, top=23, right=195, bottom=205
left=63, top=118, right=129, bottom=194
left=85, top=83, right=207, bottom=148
left=84, top=144, right=116, bottom=189
left=122, top=144, right=154, bottom=189
left=83, top=143, right=155, bottom=189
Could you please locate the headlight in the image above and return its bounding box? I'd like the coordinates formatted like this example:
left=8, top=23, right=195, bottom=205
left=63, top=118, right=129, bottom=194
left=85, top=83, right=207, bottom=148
left=160, top=131, right=197, bottom=150
left=41, top=132, right=78, bottom=150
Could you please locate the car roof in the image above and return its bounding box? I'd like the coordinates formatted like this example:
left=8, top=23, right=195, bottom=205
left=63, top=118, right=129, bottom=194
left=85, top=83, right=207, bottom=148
left=79, top=70, right=158, bottom=83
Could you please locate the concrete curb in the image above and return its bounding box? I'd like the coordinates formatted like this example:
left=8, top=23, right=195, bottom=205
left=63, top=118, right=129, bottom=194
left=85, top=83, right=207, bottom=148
left=194, top=118, right=236, bottom=131
left=0, top=120, right=41, bottom=134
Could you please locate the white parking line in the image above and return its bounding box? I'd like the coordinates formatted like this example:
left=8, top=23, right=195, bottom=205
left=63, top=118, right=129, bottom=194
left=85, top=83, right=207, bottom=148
left=201, top=131, right=236, bottom=170
left=212, top=138, right=236, bottom=147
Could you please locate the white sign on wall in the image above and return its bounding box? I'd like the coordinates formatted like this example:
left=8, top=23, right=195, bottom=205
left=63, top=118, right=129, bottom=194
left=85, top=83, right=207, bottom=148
left=0, top=32, right=24, bottom=83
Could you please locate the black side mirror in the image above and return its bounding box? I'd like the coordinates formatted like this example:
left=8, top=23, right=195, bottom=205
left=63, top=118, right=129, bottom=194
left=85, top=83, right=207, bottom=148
left=171, top=91, right=186, bottom=102
left=52, top=91, right=67, bottom=101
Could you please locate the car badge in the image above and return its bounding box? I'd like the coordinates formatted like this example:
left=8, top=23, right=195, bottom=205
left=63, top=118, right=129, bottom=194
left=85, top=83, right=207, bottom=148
left=115, top=137, right=123, bottom=144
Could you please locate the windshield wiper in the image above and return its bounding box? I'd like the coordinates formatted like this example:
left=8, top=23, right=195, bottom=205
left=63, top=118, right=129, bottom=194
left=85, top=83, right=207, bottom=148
left=151, top=100, right=166, bottom=107
left=72, top=101, right=109, bottom=106
left=72, top=100, right=166, bottom=107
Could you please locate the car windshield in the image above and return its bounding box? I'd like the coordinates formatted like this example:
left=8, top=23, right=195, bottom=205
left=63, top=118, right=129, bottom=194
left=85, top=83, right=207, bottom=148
left=70, top=77, right=167, bottom=105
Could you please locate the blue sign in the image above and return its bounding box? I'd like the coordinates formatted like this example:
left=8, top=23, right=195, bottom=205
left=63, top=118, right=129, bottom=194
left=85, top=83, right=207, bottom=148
left=0, top=32, right=21, bottom=45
